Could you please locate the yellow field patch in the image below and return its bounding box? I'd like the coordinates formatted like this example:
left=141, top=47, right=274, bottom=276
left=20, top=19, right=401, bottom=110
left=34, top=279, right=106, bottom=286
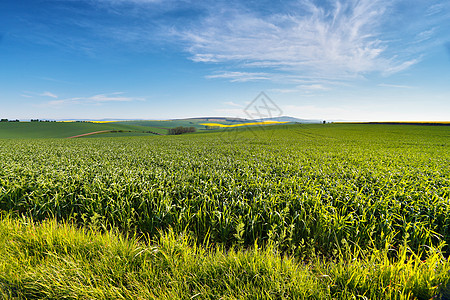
left=200, top=121, right=289, bottom=128
left=89, top=121, right=116, bottom=123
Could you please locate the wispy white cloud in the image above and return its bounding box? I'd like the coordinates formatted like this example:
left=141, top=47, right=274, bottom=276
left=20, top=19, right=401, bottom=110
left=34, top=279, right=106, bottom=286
left=46, top=92, right=144, bottom=106
left=41, top=91, right=58, bottom=98
left=223, top=101, right=244, bottom=108
left=270, top=78, right=346, bottom=94
left=35, top=76, right=75, bottom=84
left=96, top=0, right=162, bottom=3
left=21, top=0, right=447, bottom=85
left=206, top=71, right=271, bottom=82
left=268, top=88, right=299, bottom=94
left=426, top=3, right=446, bottom=16
left=378, top=83, right=413, bottom=89
left=414, top=28, right=436, bottom=44
left=179, top=0, right=421, bottom=80
left=382, top=58, right=421, bottom=75
left=298, top=84, right=330, bottom=91
left=21, top=91, right=58, bottom=98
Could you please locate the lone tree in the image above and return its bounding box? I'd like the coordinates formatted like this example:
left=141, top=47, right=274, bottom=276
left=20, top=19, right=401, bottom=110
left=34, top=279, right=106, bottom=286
left=168, top=126, right=196, bottom=135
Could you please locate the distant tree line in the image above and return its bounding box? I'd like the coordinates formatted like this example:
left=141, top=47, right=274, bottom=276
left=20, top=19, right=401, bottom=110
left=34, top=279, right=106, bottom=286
left=31, top=119, right=56, bottom=122
left=1, top=119, right=58, bottom=122
left=168, top=126, right=196, bottom=135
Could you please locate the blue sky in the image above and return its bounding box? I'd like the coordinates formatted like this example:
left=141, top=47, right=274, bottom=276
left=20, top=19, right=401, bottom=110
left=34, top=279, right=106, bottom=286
left=1, top=0, right=449, bottom=121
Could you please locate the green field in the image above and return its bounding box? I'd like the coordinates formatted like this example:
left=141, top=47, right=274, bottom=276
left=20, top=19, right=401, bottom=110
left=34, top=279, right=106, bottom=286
left=0, top=118, right=297, bottom=139
left=117, top=118, right=245, bottom=129
left=0, top=124, right=449, bottom=299
left=0, top=121, right=168, bottom=138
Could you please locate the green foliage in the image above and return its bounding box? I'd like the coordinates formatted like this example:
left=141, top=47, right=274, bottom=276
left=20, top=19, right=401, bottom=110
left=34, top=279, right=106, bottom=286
left=119, top=118, right=246, bottom=130
left=1, top=124, right=448, bottom=255
left=0, top=124, right=449, bottom=298
left=0, top=216, right=449, bottom=299
left=168, top=126, right=196, bottom=135
left=0, top=121, right=168, bottom=138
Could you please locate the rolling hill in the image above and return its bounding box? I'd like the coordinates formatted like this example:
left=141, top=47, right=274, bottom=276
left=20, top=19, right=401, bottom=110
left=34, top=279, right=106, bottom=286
left=0, top=116, right=320, bottom=139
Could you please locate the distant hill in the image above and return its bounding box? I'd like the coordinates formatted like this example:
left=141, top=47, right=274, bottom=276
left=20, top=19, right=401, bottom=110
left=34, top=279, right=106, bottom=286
left=51, top=116, right=317, bottom=124
left=170, top=116, right=320, bottom=124
left=178, top=117, right=247, bottom=122
left=254, top=116, right=321, bottom=123
left=0, top=116, right=321, bottom=139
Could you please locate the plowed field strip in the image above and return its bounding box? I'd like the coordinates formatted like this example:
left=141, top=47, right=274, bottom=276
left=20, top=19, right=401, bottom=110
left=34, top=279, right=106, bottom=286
left=66, top=130, right=112, bottom=138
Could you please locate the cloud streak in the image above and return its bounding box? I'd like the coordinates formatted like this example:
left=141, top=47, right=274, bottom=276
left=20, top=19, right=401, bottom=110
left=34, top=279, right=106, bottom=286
left=223, top=101, right=244, bottom=108
left=206, top=72, right=271, bottom=82
left=298, top=84, right=330, bottom=91
left=179, top=0, right=421, bottom=80
left=41, top=91, right=58, bottom=98
left=21, top=91, right=59, bottom=98
left=46, top=92, right=144, bottom=106
left=378, top=83, right=413, bottom=89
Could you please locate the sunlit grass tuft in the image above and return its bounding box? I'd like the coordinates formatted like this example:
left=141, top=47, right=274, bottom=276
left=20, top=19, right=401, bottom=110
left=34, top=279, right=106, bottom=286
left=1, top=216, right=449, bottom=299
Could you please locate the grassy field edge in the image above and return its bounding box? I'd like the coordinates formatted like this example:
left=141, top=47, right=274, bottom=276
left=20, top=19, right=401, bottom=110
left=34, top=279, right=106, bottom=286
left=1, top=216, right=450, bottom=299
